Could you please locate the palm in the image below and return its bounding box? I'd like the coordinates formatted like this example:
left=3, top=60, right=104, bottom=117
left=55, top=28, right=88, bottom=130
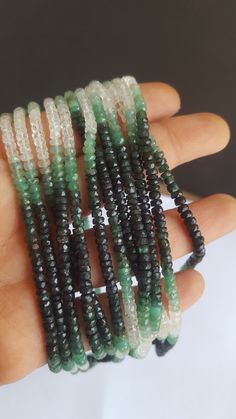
left=0, top=82, right=235, bottom=384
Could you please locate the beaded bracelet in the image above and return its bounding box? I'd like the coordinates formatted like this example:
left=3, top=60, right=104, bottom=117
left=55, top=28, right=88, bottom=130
left=0, top=75, right=206, bottom=373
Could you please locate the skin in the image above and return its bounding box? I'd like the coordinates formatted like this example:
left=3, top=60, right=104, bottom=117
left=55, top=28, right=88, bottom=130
left=0, top=82, right=235, bottom=385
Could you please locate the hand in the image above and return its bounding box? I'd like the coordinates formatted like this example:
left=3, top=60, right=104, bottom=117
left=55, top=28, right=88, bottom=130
left=0, top=82, right=235, bottom=385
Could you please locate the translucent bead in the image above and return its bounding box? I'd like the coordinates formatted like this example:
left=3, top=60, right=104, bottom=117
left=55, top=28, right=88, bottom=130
left=28, top=102, right=50, bottom=169
left=75, top=88, right=97, bottom=136
left=168, top=309, right=181, bottom=340
left=44, top=98, right=62, bottom=146
left=55, top=96, right=76, bottom=152
left=13, top=107, right=33, bottom=163
left=85, top=81, right=144, bottom=352
left=0, top=113, right=19, bottom=162
left=123, top=75, right=147, bottom=112
left=156, top=309, right=169, bottom=341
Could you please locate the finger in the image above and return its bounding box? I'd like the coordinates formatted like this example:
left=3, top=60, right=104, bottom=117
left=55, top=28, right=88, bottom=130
left=1, top=194, right=236, bottom=289
left=0, top=82, right=180, bottom=161
left=175, top=269, right=205, bottom=311
left=0, top=268, right=204, bottom=384
left=0, top=159, right=18, bottom=243
left=150, top=112, right=230, bottom=169
left=140, top=82, right=181, bottom=120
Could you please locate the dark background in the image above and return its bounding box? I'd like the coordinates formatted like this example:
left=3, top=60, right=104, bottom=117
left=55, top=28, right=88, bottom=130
left=0, top=0, right=235, bottom=196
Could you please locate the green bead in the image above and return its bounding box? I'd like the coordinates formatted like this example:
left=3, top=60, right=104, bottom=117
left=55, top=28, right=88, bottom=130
left=68, top=182, right=78, bottom=192
left=149, top=303, right=162, bottom=332
left=72, top=352, right=88, bottom=366
left=62, top=358, right=77, bottom=372
left=105, top=345, right=116, bottom=356
left=64, top=91, right=80, bottom=113
left=14, top=177, right=27, bottom=192
left=93, top=347, right=107, bottom=361
left=83, top=216, right=90, bottom=230
left=48, top=354, right=62, bottom=374
left=83, top=144, right=95, bottom=154
left=114, top=335, right=129, bottom=354
left=138, top=245, right=149, bottom=254
left=167, top=335, right=178, bottom=345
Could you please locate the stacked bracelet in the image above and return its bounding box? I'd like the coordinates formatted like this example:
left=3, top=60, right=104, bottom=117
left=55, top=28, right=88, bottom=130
left=0, top=75, right=205, bottom=373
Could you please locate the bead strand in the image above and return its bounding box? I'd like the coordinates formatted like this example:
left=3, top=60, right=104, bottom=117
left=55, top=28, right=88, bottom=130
left=0, top=113, right=62, bottom=373
left=150, top=138, right=206, bottom=270
left=77, top=85, right=140, bottom=352
left=66, top=89, right=129, bottom=359
left=55, top=95, right=111, bottom=360
left=86, top=83, right=139, bottom=275
left=44, top=98, right=89, bottom=370
left=108, top=78, right=169, bottom=343
left=106, top=78, right=163, bottom=337
left=105, top=79, right=168, bottom=351
left=27, top=102, right=79, bottom=371
left=14, top=106, right=79, bottom=370
left=88, top=81, right=159, bottom=356
left=95, top=147, right=140, bottom=353
left=123, top=76, right=181, bottom=351
left=0, top=74, right=207, bottom=370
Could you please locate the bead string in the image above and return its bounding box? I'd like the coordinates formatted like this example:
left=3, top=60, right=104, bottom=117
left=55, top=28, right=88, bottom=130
left=0, top=75, right=206, bottom=372
left=43, top=98, right=89, bottom=370
left=66, top=89, right=129, bottom=358
left=0, top=113, right=62, bottom=373
left=103, top=79, right=170, bottom=354
left=86, top=82, right=156, bottom=358
left=105, top=79, right=166, bottom=340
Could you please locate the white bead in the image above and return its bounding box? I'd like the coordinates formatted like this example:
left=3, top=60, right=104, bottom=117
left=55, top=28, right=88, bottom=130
left=75, top=88, right=97, bottom=136
left=168, top=310, right=181, bottom=339
left=86, top=81, right=145, bottom=352
left=28, top=102, right=50, bottom=168
left=0, top=114, right=19, bottom=162
left=123, top=75, right=138, bottom=90
left=13, top=107, right=33, bottom=163
left=44, top=98, right=62, bottom=146
left=156, top=309, right=170, bottom=341
left=56, top=97, right=75, bottom=152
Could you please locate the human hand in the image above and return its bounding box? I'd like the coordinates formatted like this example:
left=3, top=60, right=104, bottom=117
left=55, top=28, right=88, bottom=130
left=0, top=82, right=235, bottom=384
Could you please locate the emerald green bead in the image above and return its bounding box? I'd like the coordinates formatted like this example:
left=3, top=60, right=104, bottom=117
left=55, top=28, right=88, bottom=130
left=83, top=144, right=95, bottom=154
left=62, top=358, right=77, bottom=372
left=68, top=181, right=79, bottom=192
left=93, top=348, right=107, bottom=361
left=14, top=177, right=28, bottom=192
left=72, top=352, right=88, bottom=366
left=138, top=245, right=149, bottom=254
left=167, top=335, right=178, bottom=345
left=114, top=335, right=129, bottom=353
left=83, top=216, right=90, bottom=230
left=48, top=354, right=62, bottom=374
